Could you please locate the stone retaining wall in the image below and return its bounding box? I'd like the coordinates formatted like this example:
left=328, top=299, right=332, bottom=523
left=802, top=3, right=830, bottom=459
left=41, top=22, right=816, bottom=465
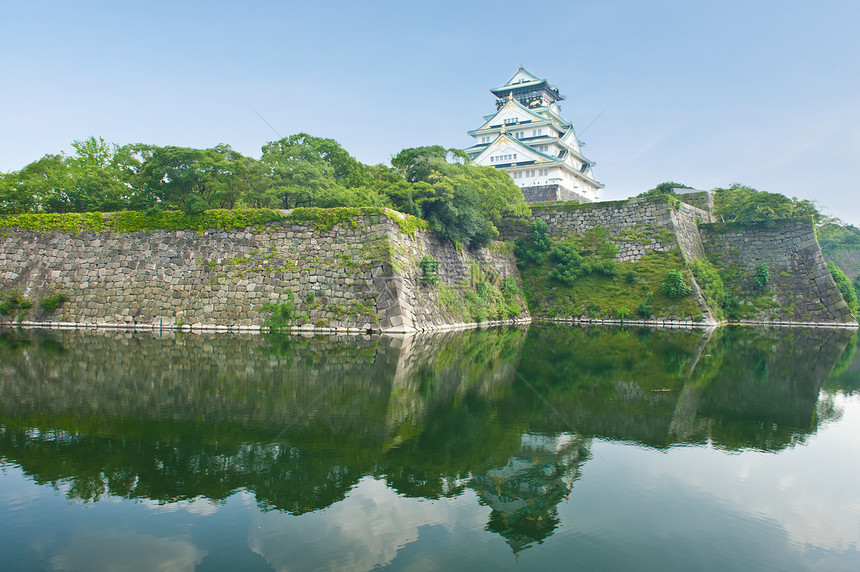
left=498, top=197, right=712, bottom=264
left=521, top=184, right=594, bottom=203
left=498, top=196, right=855, bottom=327
left=0, top=213, right=528, bottom=333
left=699, top=221, right=855, bottom=324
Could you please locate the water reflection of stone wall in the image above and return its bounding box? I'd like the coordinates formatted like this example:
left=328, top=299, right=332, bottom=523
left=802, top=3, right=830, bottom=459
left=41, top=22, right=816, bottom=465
left=693, top=327, right=852, bottom=449
left=0, top=329, right=390, bottom=437
left=515, top=325, right=854, bottom=449
left=0, top=325, right=854, bottom=549
left=0, top=327, right=528, bottom=512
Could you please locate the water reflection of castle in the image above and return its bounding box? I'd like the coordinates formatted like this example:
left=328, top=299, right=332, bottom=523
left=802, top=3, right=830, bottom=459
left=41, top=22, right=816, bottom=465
left=470, top=433, right=590, bottom=553
left=0, top=325, right=856, bottom=554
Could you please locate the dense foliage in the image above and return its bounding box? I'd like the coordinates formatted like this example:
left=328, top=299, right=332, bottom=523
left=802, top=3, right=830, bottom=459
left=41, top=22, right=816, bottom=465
left=828, top=262, right=858, bottom=316
left=712, top=184, right=819, bottom=224
left=637, top=181, right=693, bottom=199
left=816, top=216, right=860, bottom=296
left=661, top=269, right=693, bottom=298
left=0, top=136, right=529, bottom=249
left=514, top=222, right=700, bottom=320
left=818, top=218, right=860, bottom=255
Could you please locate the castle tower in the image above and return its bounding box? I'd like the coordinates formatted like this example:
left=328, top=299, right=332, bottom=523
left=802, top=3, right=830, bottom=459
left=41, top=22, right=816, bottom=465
left=464, top=67, right=603, bottom=203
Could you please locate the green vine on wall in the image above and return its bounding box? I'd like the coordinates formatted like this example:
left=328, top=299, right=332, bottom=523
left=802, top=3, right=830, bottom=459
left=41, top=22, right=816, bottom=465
left=420, top=256, right=440, bottom=285
left=0, top=207, right=428, bottom=236
left=753, top=264, right=771, bottom=291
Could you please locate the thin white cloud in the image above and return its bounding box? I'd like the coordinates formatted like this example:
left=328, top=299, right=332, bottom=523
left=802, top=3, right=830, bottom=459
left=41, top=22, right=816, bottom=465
left=50, top=530, right=206, bottom=572
left=248, top=476, right=489, bottom=571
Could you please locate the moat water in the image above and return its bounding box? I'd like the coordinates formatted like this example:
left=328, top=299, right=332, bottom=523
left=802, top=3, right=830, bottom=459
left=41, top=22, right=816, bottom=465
left=1, top=325, right=859, bottom=571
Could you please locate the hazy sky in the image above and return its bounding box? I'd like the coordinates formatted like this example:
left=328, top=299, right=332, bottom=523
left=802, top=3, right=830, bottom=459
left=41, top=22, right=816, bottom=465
left=2, top=1, right=858, bottom=224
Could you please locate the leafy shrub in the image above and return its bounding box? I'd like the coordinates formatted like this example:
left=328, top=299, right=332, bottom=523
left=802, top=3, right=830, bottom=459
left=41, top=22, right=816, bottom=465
left=587, top=259, right=618, bottom=277
left=38, top=292, right=69, bottom=313
left=262, top=292, right=294, bottom=331
left=753, top=264, right=770, bottom=291
left=828, top=262, right=858, bottom=315
left=500, top=276, right=518, bottom=298
left=531, top=219, right=552, bottom=252
left=548, top=242, right=584, bottom=286
left=612, top=306, right=630, bottom=319
left=545, top=237, right=619, bottom=287
left=419, top=255, right=440, bottom=285
left=514, top=239, right=545, bottom=268
left=549, top=241, right=581, bottom=265
left=0, top=291, right=33, bottom=317
left=513, top=219, right=552, bottom=269
left=661, top=269, right=692, bottom=298
left=637, top=293, right=654, bottom=318
left=475, top=281, right=490, bottom=299
left=690, top=258, right=726, bottom=317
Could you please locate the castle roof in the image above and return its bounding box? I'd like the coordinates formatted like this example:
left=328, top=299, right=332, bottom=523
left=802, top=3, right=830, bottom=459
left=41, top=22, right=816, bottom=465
left=490, top=66, right=564, bottom=102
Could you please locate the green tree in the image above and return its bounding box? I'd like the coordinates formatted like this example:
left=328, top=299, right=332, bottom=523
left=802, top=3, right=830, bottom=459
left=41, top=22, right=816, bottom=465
left=817, top=216, right=860, bottom=255
left=63, top=137, right=144, bottom=212
left=137, top=144, right=248, bottom=211
left=260, top=133, right=386, bottom=209
left=0, top=154, right=71, bottom=213
left=638, top=181, right=692, bottom=199
left=712, top=184, right=819, bottom=224
left=390, top=145, right=453, bottom=183
left=391, top=146, right=528, bottom=248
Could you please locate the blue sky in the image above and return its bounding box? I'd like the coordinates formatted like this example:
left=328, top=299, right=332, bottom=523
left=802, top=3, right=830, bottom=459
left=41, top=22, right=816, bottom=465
left=2, top=1, right=858, bottom=224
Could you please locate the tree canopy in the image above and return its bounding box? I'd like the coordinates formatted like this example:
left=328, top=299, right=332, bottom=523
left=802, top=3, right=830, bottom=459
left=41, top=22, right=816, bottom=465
left=390, top=145, right=528, bottom=248
left=637, top=181, right=693, bottom=199
left=0, top=135, right=530, bottom=249
left=712, top=184, right=819, bottom=224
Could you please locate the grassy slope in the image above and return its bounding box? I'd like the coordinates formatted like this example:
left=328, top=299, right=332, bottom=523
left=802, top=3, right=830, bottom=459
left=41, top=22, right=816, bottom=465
left=520, top=249, right=703, bottom=321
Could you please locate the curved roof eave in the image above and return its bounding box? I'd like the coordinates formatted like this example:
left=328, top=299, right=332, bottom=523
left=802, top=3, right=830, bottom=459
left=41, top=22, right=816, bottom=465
left=472, top=134, right=562, bottom=165
left=474, top=98, right=546, bottom=131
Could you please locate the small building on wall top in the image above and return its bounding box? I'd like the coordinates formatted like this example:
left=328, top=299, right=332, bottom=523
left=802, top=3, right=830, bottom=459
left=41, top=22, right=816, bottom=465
left=464, top=67, right=603, bottom=203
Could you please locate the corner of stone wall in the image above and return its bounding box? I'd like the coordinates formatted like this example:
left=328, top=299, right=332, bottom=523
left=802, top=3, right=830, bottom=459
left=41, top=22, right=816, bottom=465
left=698, top=220, right=857, bottom=326
left=379, top=220, right=530, bottom=332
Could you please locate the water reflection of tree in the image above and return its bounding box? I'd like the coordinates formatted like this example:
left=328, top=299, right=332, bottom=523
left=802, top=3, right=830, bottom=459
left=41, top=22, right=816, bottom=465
left=515, top=325, right=853, bottom=451
left=0, top=323, right=854, bottom=547
left=693, top=327, right=850, bottom=450
left=824, top=330, right=860, bottom=395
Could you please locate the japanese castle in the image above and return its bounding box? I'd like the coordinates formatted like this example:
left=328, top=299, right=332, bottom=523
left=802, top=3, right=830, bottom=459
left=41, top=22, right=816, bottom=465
left=464, top=67, right=603, bottom=202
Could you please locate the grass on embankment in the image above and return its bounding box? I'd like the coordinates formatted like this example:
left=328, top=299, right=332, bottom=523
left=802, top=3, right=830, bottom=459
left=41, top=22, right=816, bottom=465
left=515, top=221, right=704, bottom=321
left=520, top=249, right=703, bottom=321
